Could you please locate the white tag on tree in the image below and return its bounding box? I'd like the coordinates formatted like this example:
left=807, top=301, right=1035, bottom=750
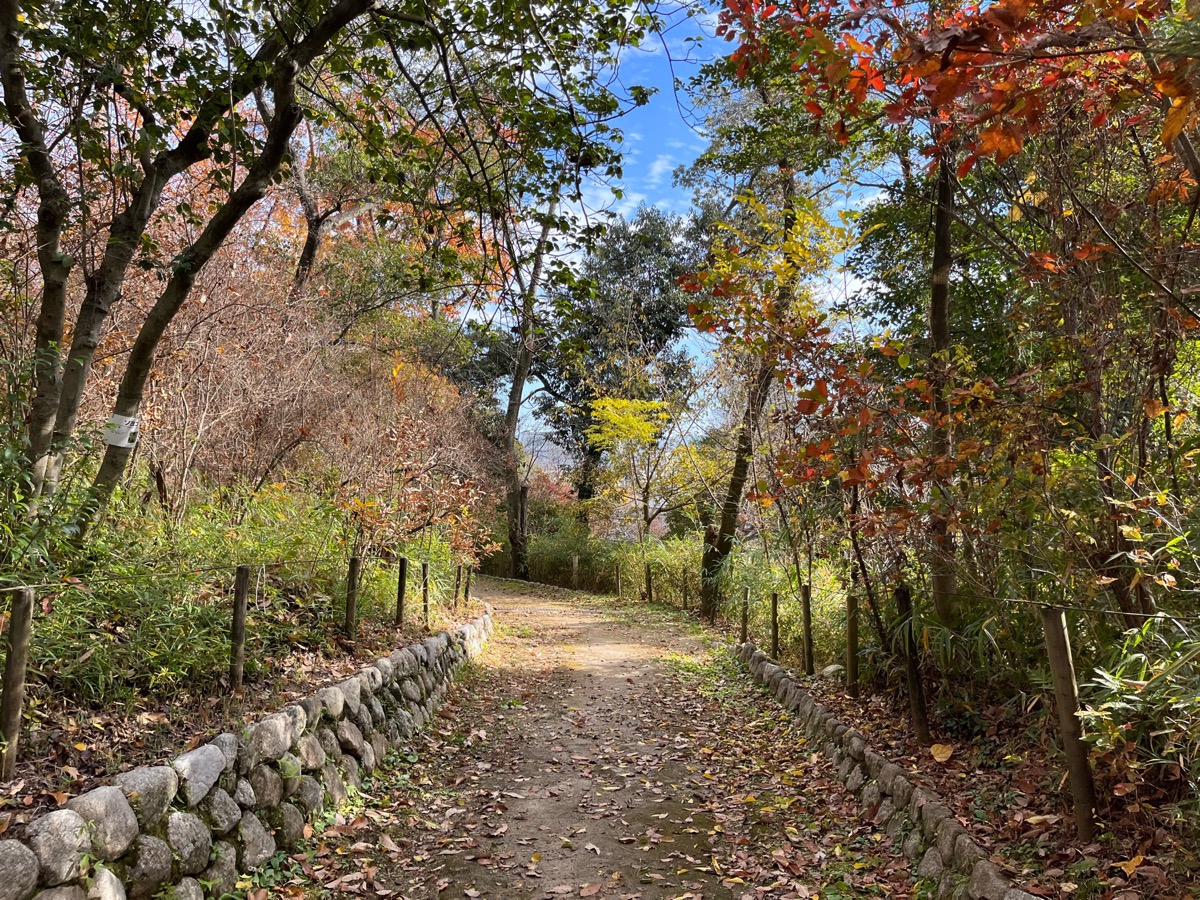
left=103, top=414, right=140, bottom=447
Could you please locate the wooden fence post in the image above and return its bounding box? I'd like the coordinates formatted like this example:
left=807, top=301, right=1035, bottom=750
left=1, top=587, right=34, bottom=779
left=571, top=555, right=579, bottom=589
left=229, top=565, right=250, bottom=692
left=846, top=591, right=859, bottom=699
left=645, top=562, right=654, bottom=604
left=344, top=556, right=361, bottom=639
left=800, top=583, right=814, bottom=676
left=422, top=561, right=430, bottom=627
left=395, top=556, right=408, bottom=626
left=894, top=584, right=931, bottom=744
left=453, top=565, right=463, bottom=609
left=770, top=591, right=780, bottom=659
left=1040, top=604, right=1098, bottom=841
left=464, top=566, right=472, bottom=603
left=616, top=567, right=622, bottom=599
left=740, top=586, right=750, bottom=643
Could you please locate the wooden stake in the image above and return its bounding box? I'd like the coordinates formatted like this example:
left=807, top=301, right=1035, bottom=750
left=740, top=586, right=750, bottom=643
left=464, top=566, right=472, bottom=603
left=770, top=591, right=780, bottom=659
left=682, top=579, right=689, bottom=612
left=395, top=556, right=408, bottom=626
left=345, top=556, right=361, bottom=639
left=645, top=562, right=654, bottom=604
left=1040, top=604, right=1098, bottom=841
left=422, top=561, right=431, bottom=627
left=894, top=584, right=931, bottom=744
left=0, top=588, right=34, bottom=779
left=453, top=565, right=463, bottom=609
left=800, top=583, right=814, bottom=676
left=846, top=591, right=859, bottom=699
left=571, top=555, right=579, bottom=589
left=616, top=567, right=622, bottom=599
left=229, top=565, right=250, bottom=692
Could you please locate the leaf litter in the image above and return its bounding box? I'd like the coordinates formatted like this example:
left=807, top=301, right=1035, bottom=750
left=292, top=579, right=920, bottom=899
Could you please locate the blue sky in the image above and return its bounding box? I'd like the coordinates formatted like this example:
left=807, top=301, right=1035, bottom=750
left=581, top=5, right=722, bottom=220
left=518, top=9, right=726, bottom=465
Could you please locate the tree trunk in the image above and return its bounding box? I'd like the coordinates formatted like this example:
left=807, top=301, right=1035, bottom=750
left=82, top=48, right=318, bottom=525
left=42, top=175, right=172, bottom=496
left=574, top=443, right=601, bottom=517
left=4, top=0, right=375, bottom=503
left=505, top=478, right=530, bottom=580
left=847, top=480, right=889, bottom=645
left=1081, top=328, right=1155, bottom=625
left=288, top=133, right=378, bottom=299
left=894, top=584, right=932, bottom=745
left=700, top=163, right=797, bottom=620
left=700, top=358, right=773, bottom=619
left=501, top=190, right=559, bottom=579
left=0, top=1, right=75, bottom=494
left=503, top=300, right=535, bottom=580
left=292, top=152, right=324, bottom=295
left=929, top=151, right=957, bottom=624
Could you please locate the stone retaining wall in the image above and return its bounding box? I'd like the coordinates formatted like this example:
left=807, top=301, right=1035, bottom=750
left=737, top=641, right=1035, bottom=900
left=0, top=612, right=494, bottom=900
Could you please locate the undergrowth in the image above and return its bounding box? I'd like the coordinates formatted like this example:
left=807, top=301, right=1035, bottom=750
left=7, top=477, right=469, bottom=709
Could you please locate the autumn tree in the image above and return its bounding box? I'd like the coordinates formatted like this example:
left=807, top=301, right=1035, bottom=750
left=0, top=0, right=657, bottom=542
left=678, top=47, right=843, bottom=620
left=711, top=0, right=1200, bottom=625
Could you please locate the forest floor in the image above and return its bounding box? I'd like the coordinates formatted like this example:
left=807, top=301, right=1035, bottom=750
left=271, top=579, right=924, bottom=899
left=796, top=670, right=1195, bottom=900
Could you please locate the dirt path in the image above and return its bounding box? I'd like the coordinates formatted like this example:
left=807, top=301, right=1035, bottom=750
left=295, top=581, right=917, bottom=899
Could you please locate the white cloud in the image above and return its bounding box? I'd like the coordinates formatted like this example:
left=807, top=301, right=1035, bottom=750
left=609, top=189, right=649, bottom=219
left=646, top=154, right=675, bottom=188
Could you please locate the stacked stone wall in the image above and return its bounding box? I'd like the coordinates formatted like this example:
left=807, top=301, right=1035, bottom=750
left=0, top=613, right=494, bottom=900
left=737, top=641, right=1035, bottom=900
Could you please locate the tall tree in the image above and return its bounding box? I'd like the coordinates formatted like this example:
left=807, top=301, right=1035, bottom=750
left=741, top=0, right=1200, bottom=616
left=535, top=205, right=700, bottom=506
left=500, top=187, right=562, bottom=580
left=928, top=150, right=957, bottom=624
left=678, top=46, right=838, bottom=619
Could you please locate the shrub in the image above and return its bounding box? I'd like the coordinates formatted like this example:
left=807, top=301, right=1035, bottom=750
left=12, top=475, right=469, bottom=708
left=614, top=535, right=704, bottom=605
left=1080, top=619, right=1200, bottom=813
left=527, top=525, right=623, bottom=592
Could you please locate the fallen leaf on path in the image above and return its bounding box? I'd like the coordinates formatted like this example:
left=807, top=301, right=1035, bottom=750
left=1116, top=855, right=1144, bottom=876
left=930, top=743, right=954, bottom=763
